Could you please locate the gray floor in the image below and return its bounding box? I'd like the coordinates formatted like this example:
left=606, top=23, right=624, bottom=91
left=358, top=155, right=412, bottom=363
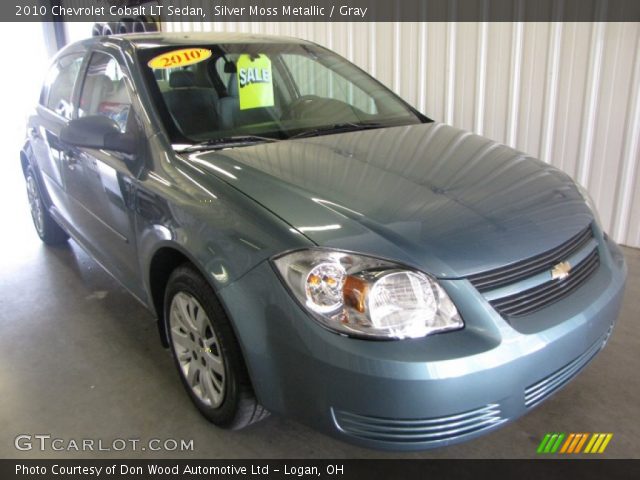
left=0, top=159, right=638, bottom=459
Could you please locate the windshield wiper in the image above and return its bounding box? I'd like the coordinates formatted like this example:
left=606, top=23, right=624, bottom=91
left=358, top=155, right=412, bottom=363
left=288, top=122, right=384, bottom=140
left=177, top=135, right=279, bottom=153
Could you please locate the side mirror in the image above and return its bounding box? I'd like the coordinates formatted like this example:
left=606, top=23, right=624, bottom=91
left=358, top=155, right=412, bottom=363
left=60, top=115, right=136, bottom=155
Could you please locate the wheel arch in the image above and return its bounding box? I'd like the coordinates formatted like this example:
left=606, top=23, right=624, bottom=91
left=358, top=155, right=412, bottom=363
left=146, top=242, right=268, bottom=409
left=19, top=149, right=30, bottom=176
left=146, top=243, right=246, bottom=349
left=147, top=245, right=194, bottom=347
left=20, top=144, right=54, bottom=208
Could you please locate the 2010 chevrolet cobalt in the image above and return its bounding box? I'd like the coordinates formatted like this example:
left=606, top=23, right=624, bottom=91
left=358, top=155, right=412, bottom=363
left=21, top=33, right=626, bottom=450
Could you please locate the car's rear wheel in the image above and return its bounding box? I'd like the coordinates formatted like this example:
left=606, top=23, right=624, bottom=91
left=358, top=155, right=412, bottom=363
left=25, top=166, right=68, bottom=245
left=164, top=265, right=269, bottom=429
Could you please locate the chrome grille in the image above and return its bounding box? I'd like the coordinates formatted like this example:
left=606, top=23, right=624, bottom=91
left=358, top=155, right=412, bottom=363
left=524, top=325, right=612, bottom=408
left=468, top=225, right=593, bottom=292
left=332, top=404, right=504, bottom=444
left=489, top=248, right=600, bottom=317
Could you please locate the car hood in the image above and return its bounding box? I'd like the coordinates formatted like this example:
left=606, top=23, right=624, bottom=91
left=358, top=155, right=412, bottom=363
left=182, top=122, right=593, bottom=278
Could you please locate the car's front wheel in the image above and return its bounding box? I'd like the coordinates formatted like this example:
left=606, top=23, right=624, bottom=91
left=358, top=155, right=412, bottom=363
left=25, top=166, right=68, bottom=245
left=164, top=265, right=269, bottom=429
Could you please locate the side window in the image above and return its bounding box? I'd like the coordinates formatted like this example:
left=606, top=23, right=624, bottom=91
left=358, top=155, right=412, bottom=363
left=44, top=54, right=84, bottom=119
left=78, top=52, right=132, bottom=133
left=280, top=53, right=377, bottom=114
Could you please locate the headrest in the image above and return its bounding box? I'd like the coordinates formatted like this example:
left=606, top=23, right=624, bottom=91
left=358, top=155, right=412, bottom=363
left=227, top=74, right=239, bottom=97
left=169, top=70, right=196, bottom=88
left=86, top=74, right=113, bottom=92
left=106, top=79, right=130, bottom=103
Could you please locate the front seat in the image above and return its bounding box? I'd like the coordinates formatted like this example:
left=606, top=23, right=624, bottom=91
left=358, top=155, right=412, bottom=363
left=163, top=71, right=219, bottom=137
left=218, top=72, right=279, bottom=130
left=79, top=74, right=114, bottom=117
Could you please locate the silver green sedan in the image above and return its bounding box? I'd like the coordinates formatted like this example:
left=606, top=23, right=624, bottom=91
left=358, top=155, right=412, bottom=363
left=21, top=33, right=626, bottom=450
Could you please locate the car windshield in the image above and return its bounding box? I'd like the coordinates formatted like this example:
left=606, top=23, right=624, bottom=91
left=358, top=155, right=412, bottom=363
left=137, top=42, right=426, bottom=147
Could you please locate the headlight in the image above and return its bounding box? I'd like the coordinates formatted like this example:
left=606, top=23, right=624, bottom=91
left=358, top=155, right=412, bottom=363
left=576, top=183, right=602, bottom=226
left=273, top=249, right=463, bottom=339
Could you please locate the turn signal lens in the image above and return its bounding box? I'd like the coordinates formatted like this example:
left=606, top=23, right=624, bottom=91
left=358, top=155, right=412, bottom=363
left=273, top=249, right=463, bottom=339
left=304, top=262, right=346, bottom=313
left=343, top=275, right=369, bottom=313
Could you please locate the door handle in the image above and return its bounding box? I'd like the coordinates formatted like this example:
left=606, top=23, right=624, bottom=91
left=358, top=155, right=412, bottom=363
left=63, top=151, right=78, bottom=169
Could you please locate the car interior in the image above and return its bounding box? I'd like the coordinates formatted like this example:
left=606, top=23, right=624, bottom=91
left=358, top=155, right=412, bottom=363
left=152, top=54, right=375, bottom=140
left=153, top=56, right=283, bottom=138
left=79, top=54, right=134, bottom=133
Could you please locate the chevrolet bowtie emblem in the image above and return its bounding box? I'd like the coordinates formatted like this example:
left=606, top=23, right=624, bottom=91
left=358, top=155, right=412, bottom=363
left=551, top=261, right=572, bottom=280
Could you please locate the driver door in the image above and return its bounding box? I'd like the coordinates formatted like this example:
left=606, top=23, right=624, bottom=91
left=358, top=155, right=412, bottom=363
left=62, top=50, right=143, bottom=297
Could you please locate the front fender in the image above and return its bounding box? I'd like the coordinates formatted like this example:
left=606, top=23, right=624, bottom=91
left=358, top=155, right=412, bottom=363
left=134, top=158, right=312, bottom=316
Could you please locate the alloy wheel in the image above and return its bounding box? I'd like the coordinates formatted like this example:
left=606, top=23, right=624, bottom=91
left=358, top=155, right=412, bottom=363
left=169, top=291, right=226, bottom=408
left=26, top=175, right=44, bottom=236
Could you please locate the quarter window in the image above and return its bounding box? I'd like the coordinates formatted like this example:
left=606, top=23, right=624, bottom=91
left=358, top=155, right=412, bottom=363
left=79, top=52, right=133, bottom=133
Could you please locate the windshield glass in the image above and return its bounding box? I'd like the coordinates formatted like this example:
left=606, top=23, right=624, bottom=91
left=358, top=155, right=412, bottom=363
left=137, top=42, right=426, bottom=145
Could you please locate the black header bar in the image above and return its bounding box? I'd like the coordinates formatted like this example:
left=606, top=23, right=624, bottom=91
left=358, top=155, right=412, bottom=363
left=6, top=0, right=640, bottom=22
left=3, top=459, right=640, bottom=480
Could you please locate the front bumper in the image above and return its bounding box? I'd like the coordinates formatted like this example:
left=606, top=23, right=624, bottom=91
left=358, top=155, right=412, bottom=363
left=218, top=236, right=627, bottom=451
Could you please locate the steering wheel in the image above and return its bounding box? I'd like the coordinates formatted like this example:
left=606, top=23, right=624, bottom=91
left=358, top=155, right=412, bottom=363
left=283, top=95, right=323, bottom=120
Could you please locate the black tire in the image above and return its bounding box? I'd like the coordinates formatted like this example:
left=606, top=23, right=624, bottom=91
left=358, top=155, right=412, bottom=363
left=164, top=264, right=269, bottom=429
left=102, top=22, right=117, bottom=36
left=132, top=20, right=146, bottom=33
left=117, top=19, right=134, bottom=35
left=138, top=16, right=158, bottom=32
left=25, top=166, right=68, bottom=245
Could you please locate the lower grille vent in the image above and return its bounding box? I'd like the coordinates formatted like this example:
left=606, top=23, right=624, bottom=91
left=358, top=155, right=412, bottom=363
left=524, top=326, right=612, bottom=408
left=332, top=404, right=504, bottom=444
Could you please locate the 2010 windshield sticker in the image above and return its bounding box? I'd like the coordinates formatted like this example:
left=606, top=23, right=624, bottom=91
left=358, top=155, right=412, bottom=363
left=237, top=54, right=274, bottom=110
left=148, top=48, right=212, bottom=69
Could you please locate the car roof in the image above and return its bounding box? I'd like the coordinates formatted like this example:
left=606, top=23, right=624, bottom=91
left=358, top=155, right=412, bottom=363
left=75, top=31, right=312, bottom=51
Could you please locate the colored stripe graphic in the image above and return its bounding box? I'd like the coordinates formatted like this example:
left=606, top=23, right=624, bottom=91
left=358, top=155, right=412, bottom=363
left=584, top=433, right=599, bottom=453
left=585, top=433, right=613, bottom=453
left=574, top=433, right=589, bottom=453
left=560, top=433, right=575, bottom=453
left=539, top=433, right=613, bottom=454
left=537, top=433, right=565, bottom=453
left=567, top=433, right=583, bottom=453
left=537, top=433, right=552, bottom=453
left=544, top=434, right=558, bottom=453
left=550, top=433, right=565, bottom=453
left=598, top=434, right=613, bottom=453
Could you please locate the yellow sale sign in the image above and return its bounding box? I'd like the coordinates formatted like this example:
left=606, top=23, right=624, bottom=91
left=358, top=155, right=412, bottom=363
left=236, top=54, right=274, bottom=110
